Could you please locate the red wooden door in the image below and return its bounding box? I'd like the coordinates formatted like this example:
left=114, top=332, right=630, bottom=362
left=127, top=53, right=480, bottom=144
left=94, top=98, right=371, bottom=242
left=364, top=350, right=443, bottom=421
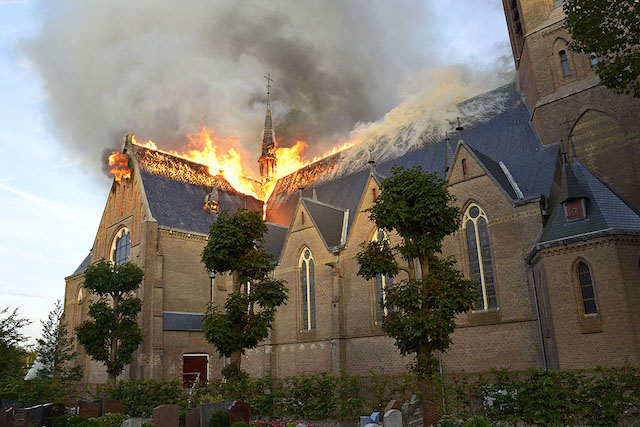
left=183, top=355, right=207, bottom=387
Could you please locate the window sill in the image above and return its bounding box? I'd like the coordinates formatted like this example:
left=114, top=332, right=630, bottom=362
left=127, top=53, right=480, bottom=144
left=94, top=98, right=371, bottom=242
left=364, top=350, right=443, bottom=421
left=467, top=308, right=501, bottom=326
left=579, top=314, right=602, bottom=334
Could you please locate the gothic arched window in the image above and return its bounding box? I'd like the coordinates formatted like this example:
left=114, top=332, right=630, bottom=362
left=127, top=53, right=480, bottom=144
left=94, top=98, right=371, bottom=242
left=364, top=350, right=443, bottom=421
left=75, top=287, right=84, bottom=328
left=111, top=228, right=131, bottom=266
left=577, top=262, right=597, bottom=315
left=559, top=50, right=571, bottom=76
left=464, top=204, right=497, bottom=310
left=372, top=230, right=393, bottom=323
left=300, top=248, right=316, bottom=331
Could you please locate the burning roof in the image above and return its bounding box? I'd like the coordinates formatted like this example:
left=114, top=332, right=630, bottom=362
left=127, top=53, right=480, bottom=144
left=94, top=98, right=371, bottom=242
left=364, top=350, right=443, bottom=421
left=132, top=144, right=240, bottom=194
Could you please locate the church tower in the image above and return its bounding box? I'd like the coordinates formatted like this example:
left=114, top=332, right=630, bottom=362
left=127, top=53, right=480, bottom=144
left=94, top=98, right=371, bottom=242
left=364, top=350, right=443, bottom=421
left=502, top=0, right=640, bottom=210
left=258, top=74, right=277, bottom=188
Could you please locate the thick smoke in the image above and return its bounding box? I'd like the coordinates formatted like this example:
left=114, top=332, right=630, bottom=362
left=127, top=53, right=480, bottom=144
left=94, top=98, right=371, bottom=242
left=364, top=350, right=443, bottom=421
left=24, top=1, right=437, bottom=177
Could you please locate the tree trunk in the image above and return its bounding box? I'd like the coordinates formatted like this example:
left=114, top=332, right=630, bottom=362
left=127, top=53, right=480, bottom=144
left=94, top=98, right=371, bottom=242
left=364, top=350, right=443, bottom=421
left=109, top=294, right=121, bottom=387
left=418, top=254, right=430, bottom=278
left=230, top=349, right=242, bottom=373
left=416, top=344, right=439, bottom=426
left=407, top=258, right=416, bottom=281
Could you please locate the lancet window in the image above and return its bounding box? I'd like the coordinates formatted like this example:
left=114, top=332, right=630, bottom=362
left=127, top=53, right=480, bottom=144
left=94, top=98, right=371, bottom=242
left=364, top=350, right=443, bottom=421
left=464, top=204, right=497, bottom=310
left=300, top=248, right=316, bottom=331
left=111, top=227, right=131, bottom=266
left=372, top=230, right=393, bottom=323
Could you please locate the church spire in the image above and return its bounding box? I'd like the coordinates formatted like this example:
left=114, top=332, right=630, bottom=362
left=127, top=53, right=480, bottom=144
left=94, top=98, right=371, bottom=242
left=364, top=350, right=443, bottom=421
left=258, top=73, right=277, bottom=188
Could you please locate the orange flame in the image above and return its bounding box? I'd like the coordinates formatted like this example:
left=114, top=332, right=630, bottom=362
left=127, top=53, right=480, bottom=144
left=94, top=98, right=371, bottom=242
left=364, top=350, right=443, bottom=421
left=108, top=152, right=131, bottom=182
left=131, top=125, right=359, bottom=200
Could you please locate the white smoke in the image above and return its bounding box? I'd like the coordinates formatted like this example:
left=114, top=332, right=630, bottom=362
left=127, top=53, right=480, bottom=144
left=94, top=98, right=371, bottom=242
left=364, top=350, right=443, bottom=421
left=23, top=0, right=512, bottom=181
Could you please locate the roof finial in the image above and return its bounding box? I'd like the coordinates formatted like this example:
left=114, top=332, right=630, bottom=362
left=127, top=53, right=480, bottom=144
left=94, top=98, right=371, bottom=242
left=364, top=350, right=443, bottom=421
left=298, top=186, right=304, bottom=199
left=569, top=137, right=578, bottom=161
left=444, top=131, right=451, bottom=172
left=559, top=114, right=574, bottom=164
left=455, top=117, right=464, bottom=141
left=312, top=184, right=318, bottom=201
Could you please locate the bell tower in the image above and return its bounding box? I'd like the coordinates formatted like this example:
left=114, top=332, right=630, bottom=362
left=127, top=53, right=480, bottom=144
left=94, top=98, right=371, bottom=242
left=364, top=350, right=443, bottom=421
left=258, top=74, right=277, bottom=188
left=501, top=0, right=640, bottom=211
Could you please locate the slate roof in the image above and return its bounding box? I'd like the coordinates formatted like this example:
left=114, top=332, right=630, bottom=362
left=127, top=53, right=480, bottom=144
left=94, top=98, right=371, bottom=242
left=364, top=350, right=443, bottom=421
left=301, top=198, right=348, bottom=249
left=263, top=223, right=288, bottom=261
left=265, top=83, right=558, bottom=236
left=461, top=142, right=519, bottom=200
left=69, top=252, right=91, bottom=277
left=537, top=160, right=640, bottom=248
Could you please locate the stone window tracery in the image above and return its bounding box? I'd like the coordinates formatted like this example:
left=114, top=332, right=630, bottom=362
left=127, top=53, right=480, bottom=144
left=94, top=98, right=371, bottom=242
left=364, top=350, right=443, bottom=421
left=111, top=227, right=131, bottom=266
left=300, top=248, right=316, bottom=331
left=463, top=204, right=497, bottom=310
left=372, top=230, right=393, bottom=323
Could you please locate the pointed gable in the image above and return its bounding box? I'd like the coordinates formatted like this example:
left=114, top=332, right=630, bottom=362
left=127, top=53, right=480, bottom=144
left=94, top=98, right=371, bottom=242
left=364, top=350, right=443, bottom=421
left=301, top=198, right=348, bottom=250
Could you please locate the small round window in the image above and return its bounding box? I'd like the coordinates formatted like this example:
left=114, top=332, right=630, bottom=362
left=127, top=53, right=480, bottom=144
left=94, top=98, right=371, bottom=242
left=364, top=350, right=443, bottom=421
left=303, top=249, right=311, bottom=260
left=111, top=228, right=131, bottom=266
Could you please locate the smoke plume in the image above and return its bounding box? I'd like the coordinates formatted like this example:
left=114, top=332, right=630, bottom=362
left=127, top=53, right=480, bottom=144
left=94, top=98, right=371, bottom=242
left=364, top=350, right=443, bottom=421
left=24, top=0, right=511, bottom=180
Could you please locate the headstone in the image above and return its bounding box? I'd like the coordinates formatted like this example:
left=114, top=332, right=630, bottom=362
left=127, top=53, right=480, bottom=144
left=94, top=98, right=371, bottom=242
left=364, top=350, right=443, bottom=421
left=384, top=400, right=402, bottom=414
left=12, top=409, right=30, bottom=427
left=78, top=402, right=100, bottom=419
left=102, top=399, right=125, bottom=415
left=0, top=401, right=20, bottom=410
left=122, top=417, right=153, bottom=427
left=27, top=405, right=44, bottom=427
left=199, top=400, right=233, bottom=427
left=153, top=404, right=180, bottom=427
left=185, top=408, right=200, bottom=427
left=360, top=415, right=373, bottom=427
left=363, top=424, right=381, bottom=427
left=402, top=395, right=422, bottom=427
left=227, top=401, right=250, bottom=425
left=383, top=409, right=402, bottom=427
left=42, top=403, right=65, bottom=427
left=370, top=412, right=380, bottom=424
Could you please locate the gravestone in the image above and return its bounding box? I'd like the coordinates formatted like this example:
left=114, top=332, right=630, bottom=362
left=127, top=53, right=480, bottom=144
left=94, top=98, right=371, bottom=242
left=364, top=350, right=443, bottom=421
left=384, top=400, right=402, bottom=414
left=402, top=395, right=422, bottom=427
left=228, top=401, right=250, bottom=425
left=42, top=403, right=65, bottom=427
left=153, top=404, right=180, bottom=427
left=12, top=409, right=30, bottom=427
left=78, top=402, right=100, bottom=419
left=27, top=405, right=44, bottom=427
left=102, top=399, right=125, bottom=415
left=370, top=412, right=380, bottom=424
left=185, top=407, right=200, bottom=427
left=363, top=424, right=382, bottom=427
left=199, top=399, right=233, bottom=427
left=360, top=415, right=373, bottom=427
left=122, top=417, right=153, bottom=427
left=383, top=409, right=402, bottom=427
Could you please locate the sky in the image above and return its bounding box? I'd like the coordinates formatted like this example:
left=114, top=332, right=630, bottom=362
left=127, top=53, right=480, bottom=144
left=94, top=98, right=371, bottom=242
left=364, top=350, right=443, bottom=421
left=0, top=0, right=512, bottom=344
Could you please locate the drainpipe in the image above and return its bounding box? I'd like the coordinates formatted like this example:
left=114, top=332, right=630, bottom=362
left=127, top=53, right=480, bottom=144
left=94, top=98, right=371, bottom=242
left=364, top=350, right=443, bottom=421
left=527, top=263, right=548, bottom=371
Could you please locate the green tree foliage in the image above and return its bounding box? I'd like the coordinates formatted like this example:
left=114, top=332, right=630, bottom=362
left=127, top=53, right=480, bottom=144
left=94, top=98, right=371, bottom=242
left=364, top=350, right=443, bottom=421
left=76, top=261, right=144, bottom=386
left=356, top=166, right=475, bottom=421
left=201, top=209, right=288, bottom=376
left=564, top=0, right=640, bottom=97
left=0, top=307, right=31, bottom=382
left=36, top=300, right=82, bottom=382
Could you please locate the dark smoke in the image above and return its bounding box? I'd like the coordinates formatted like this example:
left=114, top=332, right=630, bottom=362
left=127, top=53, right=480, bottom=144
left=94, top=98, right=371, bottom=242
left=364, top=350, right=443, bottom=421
left=23, top=0, right=438, bottom=179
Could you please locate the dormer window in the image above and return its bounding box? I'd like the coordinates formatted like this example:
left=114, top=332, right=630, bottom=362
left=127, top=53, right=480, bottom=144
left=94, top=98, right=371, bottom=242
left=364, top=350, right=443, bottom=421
left=564, top=199, right=585, bottom=221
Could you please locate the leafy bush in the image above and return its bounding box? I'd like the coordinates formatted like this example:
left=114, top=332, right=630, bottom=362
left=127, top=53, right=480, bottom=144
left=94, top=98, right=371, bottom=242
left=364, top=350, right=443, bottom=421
left=52, top=413, right=130, bottom=427
left=231, top=423, right=249, bottom=427
left=95, top=379, right=184, bottom=417
left=95, top=413, right=130, bottom=427
left=209, top=410, right=230, bottom=427
left=441, top=363, right=640, bottom=426
left=0, top=378, right=72, bottom=406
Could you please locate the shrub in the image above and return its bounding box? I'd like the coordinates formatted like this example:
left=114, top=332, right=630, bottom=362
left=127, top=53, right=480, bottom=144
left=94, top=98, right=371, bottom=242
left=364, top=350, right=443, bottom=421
left=209, top=410, right=230, bottom=427
left=231, top=423, right=249, bottom=427
left=95, top=379, right=185, bottom=417
left=95, top=413, right=130, bottom=427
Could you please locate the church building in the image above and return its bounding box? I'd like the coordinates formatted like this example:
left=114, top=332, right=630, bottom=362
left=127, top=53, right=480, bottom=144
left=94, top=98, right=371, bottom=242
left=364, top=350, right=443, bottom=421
left=63, top=0, right=640, bottom=386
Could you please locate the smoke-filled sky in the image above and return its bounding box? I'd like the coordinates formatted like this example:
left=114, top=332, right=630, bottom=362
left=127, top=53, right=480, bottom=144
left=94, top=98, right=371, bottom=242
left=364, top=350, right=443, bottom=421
left=25, top=0, right=513, bottom=177
left=0, top=0, right=512, bottom=343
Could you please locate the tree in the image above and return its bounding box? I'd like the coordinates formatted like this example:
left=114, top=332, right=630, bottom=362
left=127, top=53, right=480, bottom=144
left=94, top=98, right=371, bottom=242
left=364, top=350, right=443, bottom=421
left=355, top=166, right=475, bottom=423
left=564, top=0, right=640, bottom=97
left=0, top=307, right=31, bottom=382
left=35, top=300, right=82, bottom=382
left=76, top=261, right=144, bottom=386
left=201, top=209, right=288, bottom=377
